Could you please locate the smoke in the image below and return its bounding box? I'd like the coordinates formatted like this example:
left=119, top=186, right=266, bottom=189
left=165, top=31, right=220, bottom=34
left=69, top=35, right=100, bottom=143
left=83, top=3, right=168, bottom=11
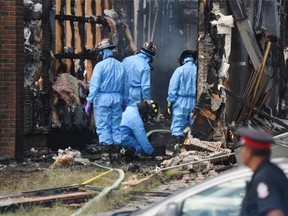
left=148, top=0, right=198, bottom=109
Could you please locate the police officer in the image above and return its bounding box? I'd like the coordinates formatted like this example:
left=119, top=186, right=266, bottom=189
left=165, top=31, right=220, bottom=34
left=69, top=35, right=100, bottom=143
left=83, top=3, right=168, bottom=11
left=122, top=41, right=156, bottom=107
left=167, top=50, right=197, bottom=151
left=120, top=100, right=159, bottom=161
left=85, top=38, right=127, bottom=163
left=237, top=127, right=288, bottom=216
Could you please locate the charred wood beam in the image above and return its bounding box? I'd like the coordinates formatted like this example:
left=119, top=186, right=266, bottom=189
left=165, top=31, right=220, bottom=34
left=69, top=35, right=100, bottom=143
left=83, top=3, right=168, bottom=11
left=227, top=0, right=247, bottom=21
left=253, top=0, right=263, bottom=33
left=60, top=0, right=65, bottom=53
left=80, top=0, right=86, bottom=53
left=279, top=0, right=288, bottom=113
left=228, top=0, right=267, bottom=73
left=40, top=0, right=53, bottom=129
left=54, top=14, right=105, bottom=24
left=223, top=88, right=288, bottom=129
left=71, top=1, right=75, bottom=36
left=54, top=53, right=97, bottom=60
left=91, top=0, right=96, bottom=48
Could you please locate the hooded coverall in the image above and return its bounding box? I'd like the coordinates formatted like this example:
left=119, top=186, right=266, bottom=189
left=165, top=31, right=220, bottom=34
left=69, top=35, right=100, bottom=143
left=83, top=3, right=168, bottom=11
left=122, top=53, right=152, bottom=106
left=120, top=106, right=154, bottom=155
left=167, top=57, right=197, bottom=137
left=86, top=49, right=127, bottom=145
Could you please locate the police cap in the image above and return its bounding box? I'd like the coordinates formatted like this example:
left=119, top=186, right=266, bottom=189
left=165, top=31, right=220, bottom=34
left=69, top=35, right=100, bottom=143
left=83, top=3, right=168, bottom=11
left=237, top=127, right=274, bottom=150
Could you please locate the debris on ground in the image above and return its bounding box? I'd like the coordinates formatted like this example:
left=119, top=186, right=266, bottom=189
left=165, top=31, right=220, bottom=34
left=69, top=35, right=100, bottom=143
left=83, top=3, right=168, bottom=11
left=52, top=147, right=81, bottom=168
left=0, top=185, right=95, bottom=213
left=121, top=174, right=157, bottom=190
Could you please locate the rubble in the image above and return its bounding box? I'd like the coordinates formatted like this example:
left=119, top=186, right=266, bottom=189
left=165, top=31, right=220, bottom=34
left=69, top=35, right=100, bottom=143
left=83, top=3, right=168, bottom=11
left=184, top=134, right=231, bottom=154
left=3, top=1, right=288, bottom=215
left=52, top=147, right=81, bottom=168
left=52, top=154, right=75, bottom=168
left=122, top=174, right=157, bottom=190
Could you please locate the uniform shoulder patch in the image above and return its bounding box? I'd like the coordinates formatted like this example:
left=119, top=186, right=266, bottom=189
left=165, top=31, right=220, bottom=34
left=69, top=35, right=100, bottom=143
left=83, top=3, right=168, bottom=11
left=257, top=182, right=269, bottom=199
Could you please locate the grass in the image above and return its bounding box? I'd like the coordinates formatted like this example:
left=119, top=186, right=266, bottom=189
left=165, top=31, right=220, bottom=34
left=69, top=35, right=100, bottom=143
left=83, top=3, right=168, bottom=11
left=0, top=164, right=127, bottom=216
left=0, top=162, right=172, bottom=216
left=2, top=203, right=74, bottom=216
left=0, top=166, right=116, bottom=195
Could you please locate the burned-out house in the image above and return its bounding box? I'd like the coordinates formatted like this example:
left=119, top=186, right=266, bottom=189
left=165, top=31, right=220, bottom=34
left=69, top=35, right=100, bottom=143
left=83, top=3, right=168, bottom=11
left=1, top=0, right=288, bottom=159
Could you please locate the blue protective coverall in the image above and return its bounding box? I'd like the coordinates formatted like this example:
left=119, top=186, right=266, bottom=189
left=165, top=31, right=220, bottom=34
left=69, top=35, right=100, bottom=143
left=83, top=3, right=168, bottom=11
left=120, top=106, right=154, bottom=155
left=86, top=49, right=127, bottom=145
left=167, top=57, right=197, bottom=137
left=122, top=53, right=152, bottom=106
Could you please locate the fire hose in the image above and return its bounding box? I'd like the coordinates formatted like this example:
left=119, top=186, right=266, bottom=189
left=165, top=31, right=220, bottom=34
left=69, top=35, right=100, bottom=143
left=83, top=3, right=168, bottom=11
left=71, top=159, right=125, bottom=216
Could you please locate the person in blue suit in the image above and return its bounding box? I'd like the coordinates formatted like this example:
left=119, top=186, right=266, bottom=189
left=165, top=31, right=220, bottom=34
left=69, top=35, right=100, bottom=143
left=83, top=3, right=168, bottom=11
left=120, top=100, right=159, bottom=161
left=167, top=50, right=197, bottom=151
left=122, top=42, right=157, bottom=107
left=85, top=38, right=127, bottom=163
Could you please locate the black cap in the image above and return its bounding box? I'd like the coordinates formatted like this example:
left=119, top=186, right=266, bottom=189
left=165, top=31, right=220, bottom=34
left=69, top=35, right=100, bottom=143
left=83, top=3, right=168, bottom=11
left=178, top=50, right=197, bottom=66
left=237, top=127, right=274, bottom=150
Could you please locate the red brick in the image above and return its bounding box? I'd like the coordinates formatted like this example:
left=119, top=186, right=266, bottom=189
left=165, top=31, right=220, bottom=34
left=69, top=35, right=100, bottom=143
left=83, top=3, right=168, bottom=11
left=0, top=0, right=24, bottom=158
left=3, top=44, right=17, bottom=49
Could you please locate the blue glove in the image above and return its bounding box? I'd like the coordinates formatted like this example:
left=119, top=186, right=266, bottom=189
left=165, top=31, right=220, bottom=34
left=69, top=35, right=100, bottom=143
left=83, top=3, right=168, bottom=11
left=85, top=102, right=92, bottom=116
left=122, top=101, right=127, bottom=112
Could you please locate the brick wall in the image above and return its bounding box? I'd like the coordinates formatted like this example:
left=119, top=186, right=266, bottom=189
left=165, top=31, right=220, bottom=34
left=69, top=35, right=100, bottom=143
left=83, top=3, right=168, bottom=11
left=0, top=0, right=24, bottom=159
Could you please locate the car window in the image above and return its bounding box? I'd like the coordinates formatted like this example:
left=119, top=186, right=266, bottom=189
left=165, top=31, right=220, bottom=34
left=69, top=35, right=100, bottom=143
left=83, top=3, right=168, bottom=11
left=181, top=177, right=249, bottom=216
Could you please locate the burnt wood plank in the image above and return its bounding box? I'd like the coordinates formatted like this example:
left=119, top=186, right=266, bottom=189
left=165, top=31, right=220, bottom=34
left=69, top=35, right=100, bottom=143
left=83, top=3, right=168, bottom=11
left=0, top=191, right=94, bottom=206
left=75, top=0, right=83, bottom=54
left=55, top=0, right=63, bottom=74
left=86, top=0, right=93, bottom=82
left=228, top=0, right=266, bottom=72
left=227, top=0, right=247, bottom=21
left=234, top=19, right=263, bottom=70
left=65, top=0, right=73, bottom=73
left=95, top=0, right=102, bottom=46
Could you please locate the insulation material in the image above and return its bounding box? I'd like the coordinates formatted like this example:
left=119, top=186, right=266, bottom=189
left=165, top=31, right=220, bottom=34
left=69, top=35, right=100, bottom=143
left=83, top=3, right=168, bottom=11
left=51, top=74, right=88, bottom=130
left=52, top=147, right=81, bottom=168
left=52, top=73, right=80, bottom=108
left=210, top=4, right=234, bottom=79
left=218, top=61, right=230, bottom=79
left=284, top=47, right=288, bottom=66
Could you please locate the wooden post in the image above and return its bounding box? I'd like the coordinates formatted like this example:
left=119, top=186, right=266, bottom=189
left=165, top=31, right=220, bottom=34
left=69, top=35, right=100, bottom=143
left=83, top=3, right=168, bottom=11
left=55, top=0, right=63, bottom=74
left=95, top=0, right=102, bottom=47
left=227, top=0, right=267, bottom=73
left=86, top=0, right=93, bottom=82
left=75, top=0, right=83, bottom=54
left=65, top=0, right=73, bottom=74
left=104, top=0, right=109, bottom=9
left=134, top=0, right=139, bottom=47
left=143, top=0, right=147, bottom=41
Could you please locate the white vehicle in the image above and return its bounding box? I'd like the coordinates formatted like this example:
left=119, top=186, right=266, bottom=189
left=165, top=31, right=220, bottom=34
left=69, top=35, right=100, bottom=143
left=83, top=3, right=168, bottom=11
left=96, top=157, right=288, bottom=216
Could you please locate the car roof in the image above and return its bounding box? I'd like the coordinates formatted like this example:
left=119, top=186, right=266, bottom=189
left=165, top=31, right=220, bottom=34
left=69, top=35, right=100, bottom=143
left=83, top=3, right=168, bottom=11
left=132, top=157, right=288, bottom=216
